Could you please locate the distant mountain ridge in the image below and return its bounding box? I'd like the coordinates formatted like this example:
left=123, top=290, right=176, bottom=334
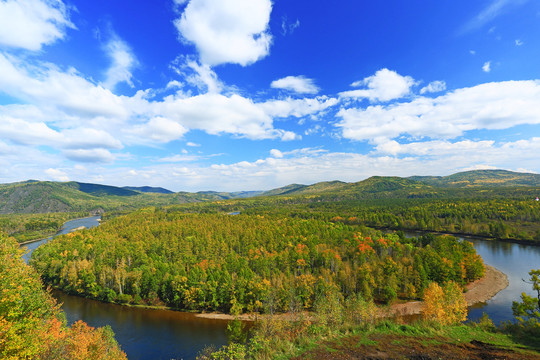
left=123, top=186, right=174, bottom=194
left=408, top=170, right=540, bottom=187
left=0, top=169, right=538, bottom=214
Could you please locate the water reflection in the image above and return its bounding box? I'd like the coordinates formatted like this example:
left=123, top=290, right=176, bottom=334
left=54, top=291, right=229, bottom=360
left=468, top=238, right=540, bottom=324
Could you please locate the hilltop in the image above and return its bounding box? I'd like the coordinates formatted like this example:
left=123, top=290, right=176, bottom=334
left=409, top=169, right=540, bottom=187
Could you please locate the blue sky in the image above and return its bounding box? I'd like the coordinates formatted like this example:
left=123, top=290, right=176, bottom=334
left=0, top=0, right=539, bottom=191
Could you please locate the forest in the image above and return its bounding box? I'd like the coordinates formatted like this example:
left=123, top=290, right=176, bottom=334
left=30, top=208, right=485, bottom=313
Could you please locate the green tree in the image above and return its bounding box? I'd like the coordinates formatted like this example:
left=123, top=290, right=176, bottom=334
left=512, top=269, right=540, bottom=329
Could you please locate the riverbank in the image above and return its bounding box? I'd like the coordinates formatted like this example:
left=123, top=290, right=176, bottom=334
left=388, top=265, right=509, bottom=317
left=389, top=226, right=540, bottom=247
left=18, top=215, right=100, bottom=246
left=196, top=265, right=508, bottom=321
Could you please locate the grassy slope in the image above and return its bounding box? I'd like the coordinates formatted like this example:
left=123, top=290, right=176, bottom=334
left=292, top=322, right=540, bottom=360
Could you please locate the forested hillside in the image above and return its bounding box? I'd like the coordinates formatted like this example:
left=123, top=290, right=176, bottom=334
left=0, top=232, right=126, bottom=359
left=409, top=170, right=540, bottom=187
left=31, top=209, right=484, bottom=313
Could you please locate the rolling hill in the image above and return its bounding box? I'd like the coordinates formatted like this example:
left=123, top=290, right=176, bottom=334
left=0, top=169, right=538, bottom=214
left=409, top=169, right=540, bottom=187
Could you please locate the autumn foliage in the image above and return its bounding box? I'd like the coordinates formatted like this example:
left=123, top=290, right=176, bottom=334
left=422, top=281, right=468, bottom=325
left=31, top=209, right=484, bottom=314
left=0, top=232, right=126, bottom=360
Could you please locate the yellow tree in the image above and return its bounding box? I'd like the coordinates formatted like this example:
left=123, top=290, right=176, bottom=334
left=422, top=281, right=467, bottom=325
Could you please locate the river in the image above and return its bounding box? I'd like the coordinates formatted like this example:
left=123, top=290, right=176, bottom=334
left=21, top=219, right=540, bottom=359
left=21, top=216, right=229, bottom=360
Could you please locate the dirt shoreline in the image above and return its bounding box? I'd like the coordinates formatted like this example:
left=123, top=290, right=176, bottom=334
left=196, top=264, right=509, bottom=321
left=388, top=265, right=509, bottom=317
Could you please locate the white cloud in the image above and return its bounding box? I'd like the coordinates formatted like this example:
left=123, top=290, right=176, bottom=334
left=157, top=93, right=285, bottom=140
left=102, top=35, right=138, bottom=90
left=0, top=115, right=62, bottom=145
left=63, top=148, right=115, bottom=163
left=375, top=139, right=496, bottom=156
left=337, top=80, right=540, bottom=142
left=339, top=68, right=415, bottom=102
left=186, top=142, right=200, bottom=147
left=269, top=149, right=283, bottom=158
left=129, top=117, right=188, bottom=143
left=459, top=0, right=529, bottom=34
left=271, top=75, right=319, bottom=94
left=281, top=17, right=300, bottom=35
left=62, top=128, right=123, bottom=150
left=45, top=168, right=70, bottom=182
left=515, top=39, right=524, bottom=46
left=0, top=53, right=129, bottom=119
left=482, top=61, right=491, bottom=73
left=259, top=96, right=338, bottom=119
left=0, top=51, right=307, bottom=149
left=420, top=80, right=446, bottom=94
left=172, top=57, right=223, bottom=93
left=0, top=0, right=74, bottom=50
left=175, top=0, right=273, bottom=66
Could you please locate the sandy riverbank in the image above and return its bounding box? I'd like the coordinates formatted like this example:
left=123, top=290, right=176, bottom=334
left=196, top=264, right=509, bottom=321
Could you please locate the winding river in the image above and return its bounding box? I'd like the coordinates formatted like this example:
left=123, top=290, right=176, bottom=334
left=21, top=218, right=540, bottom=359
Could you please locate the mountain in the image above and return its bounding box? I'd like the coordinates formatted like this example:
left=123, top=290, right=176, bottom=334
left=0, top=181, right=196, bottom=214
left=261, top=184, right=307, bottom=196
left=0, top=170, right=538, bottom=215
left=70, top=182, right=139, bottom=197
left=196, top=190, right=264, bottom=200
left=408, top=170, right=540, bottom=187
left=0, top=181, right=98, bottom=214
left=123, top=186, right=174, bottom=194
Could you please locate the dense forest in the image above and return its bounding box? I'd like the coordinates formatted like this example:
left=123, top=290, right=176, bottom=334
left=31, top=209, right=485, bottom=313
left=0, top=232, right=126, bottom=359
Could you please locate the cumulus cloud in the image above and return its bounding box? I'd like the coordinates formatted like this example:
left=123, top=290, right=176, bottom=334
left=420, top=80, right=446, bottom=94
left=482, top=61, right=491, bottom=73
left=0, top=116, right=62, bottom=145
left=337, top=80, right=540, bottom=142
left=102, top=35, right=138, bottom=90
left=269, top=149, right=283, bottom=158
left=129, top=117, right=188, bottom=143
left=0, top=0, right=74, bottom=50
left=174, top=0, right=273, bottom=66
left=271, top=75, right=319, bottom=94
left=156, top=92, right=291, bottom=140
left=0, top=50, right=313, bottom=149
left=0, top=53, right=129, bottom=119
left=339, top=68, right=415, bottom=102
left=45, top=168, right=70, bottom=181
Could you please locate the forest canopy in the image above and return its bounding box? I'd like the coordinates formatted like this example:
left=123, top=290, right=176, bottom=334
left=31, top=209, right=485, bottom=313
